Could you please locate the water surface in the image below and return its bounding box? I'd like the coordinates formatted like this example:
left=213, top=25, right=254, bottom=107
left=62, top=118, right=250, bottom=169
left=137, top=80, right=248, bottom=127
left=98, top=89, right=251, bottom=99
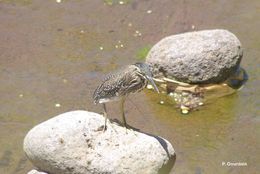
left=0, top=0, right=259, bottom=173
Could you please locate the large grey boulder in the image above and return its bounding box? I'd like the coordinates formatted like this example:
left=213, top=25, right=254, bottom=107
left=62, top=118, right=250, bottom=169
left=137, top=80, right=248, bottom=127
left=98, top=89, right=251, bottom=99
left=24, top=111, right=175, bottom=174
left=146, top=29, right=243, bottom=84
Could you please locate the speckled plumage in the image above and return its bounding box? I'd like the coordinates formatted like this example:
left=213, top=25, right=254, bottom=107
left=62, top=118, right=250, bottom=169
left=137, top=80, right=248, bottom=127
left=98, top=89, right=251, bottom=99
left=93, top=62, right=159, bottom=131
left=93, top=64, right=147, bottom=104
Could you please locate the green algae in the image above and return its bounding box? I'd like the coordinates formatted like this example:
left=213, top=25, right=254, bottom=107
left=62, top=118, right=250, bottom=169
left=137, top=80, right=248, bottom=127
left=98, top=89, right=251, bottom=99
left=136, top=45, right=151, bottom=60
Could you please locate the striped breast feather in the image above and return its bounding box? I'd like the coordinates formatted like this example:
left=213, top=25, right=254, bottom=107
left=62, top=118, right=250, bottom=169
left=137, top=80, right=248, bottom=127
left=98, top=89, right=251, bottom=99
left=118, top=70, right=147, bottom=95
left=93, top=73, right=123, bottom=103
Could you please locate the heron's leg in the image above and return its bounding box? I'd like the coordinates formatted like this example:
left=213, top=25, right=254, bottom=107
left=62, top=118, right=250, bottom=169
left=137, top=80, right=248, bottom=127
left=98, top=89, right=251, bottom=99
left=120, top=97, right=128, bottom=131
left=103, top=103, right=108, bottom=131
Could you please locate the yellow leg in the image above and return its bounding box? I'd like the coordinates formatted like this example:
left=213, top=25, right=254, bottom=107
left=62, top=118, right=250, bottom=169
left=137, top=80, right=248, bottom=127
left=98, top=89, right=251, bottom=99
left=103, top=103, right=108, bottom=131
left=120, top=97, right=128, bottom=132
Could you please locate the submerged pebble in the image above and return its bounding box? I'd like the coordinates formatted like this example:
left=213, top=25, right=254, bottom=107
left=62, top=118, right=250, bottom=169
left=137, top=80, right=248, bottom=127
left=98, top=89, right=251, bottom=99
left=181, top=109, right=189, bottom=114
left=55, top=103, right=61, bottom=108
left=159, top=100, right=164, bottom=105
left=146, top=84, right=153, bottom=90
left=169, top=92, right=174, bottom=96
left=134, top=30, right=142, bottom=37
left=114, top=41, right=125, bottom=49
left=167, top=90, right=204, bottom=113
left=161, top=91, right=166, bottom=94
left=119, top=1, right=124, bottom=5
left=147, top=10, right=152, bottom=14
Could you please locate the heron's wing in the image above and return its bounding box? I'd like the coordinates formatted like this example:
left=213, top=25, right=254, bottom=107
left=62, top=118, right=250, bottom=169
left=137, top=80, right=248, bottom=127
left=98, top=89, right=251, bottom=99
left=117, top=69, right=146, bottom=96
left=93, top=65, right=145, bottom=102
left=93, top=70, right=127, bottom=102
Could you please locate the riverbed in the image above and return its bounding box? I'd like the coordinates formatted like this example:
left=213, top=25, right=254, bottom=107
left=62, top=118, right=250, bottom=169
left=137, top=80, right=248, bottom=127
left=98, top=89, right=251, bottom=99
left=0, top=0, right=259, bottom=173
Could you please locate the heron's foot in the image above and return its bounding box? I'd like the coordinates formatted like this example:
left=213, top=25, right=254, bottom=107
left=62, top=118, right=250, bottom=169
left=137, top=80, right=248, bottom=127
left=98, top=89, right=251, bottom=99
left=124, top=127, right=138, bottom=135
left=103, top=125, right=107, bottom=132
left=101, top=112, right=106, bottom=117
left=123, top=123, right=138, bottom=135
left=96, top=125, right=107, bottom=132
left=123, top=123, right=139, bottom=131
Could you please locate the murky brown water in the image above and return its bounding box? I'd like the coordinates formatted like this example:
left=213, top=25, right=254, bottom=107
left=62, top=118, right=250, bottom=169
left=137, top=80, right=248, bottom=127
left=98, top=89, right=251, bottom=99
left=0, top=0, right=259, bottom=174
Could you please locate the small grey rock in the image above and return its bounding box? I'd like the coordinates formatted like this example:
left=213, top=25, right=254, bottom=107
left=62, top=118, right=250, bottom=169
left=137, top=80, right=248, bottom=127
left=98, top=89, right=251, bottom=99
left=24, top=111, right=175, bottom=174
left=146, top=29, right=243, bottom=83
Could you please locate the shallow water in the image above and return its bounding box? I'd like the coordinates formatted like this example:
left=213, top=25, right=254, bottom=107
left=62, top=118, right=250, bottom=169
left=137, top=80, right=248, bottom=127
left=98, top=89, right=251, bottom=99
left=0, top=0, right=259, bottom=174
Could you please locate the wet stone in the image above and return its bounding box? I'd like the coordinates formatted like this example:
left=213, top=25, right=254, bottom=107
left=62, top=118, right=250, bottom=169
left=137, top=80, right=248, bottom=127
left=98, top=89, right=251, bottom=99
left=23, top=110, right=175, bottom=174
left=168, top=90, right=204, bottom=113
left=146, top=29, right=243, bottom=84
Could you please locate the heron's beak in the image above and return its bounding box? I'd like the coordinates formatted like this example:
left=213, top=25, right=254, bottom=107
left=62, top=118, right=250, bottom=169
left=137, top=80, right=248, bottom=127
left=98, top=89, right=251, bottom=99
left=146, top=76, right=160, bottom=93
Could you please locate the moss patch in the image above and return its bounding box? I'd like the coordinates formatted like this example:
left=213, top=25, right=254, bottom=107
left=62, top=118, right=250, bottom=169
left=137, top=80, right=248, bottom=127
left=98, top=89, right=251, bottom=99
left=136, top=46, right=152, bottom=61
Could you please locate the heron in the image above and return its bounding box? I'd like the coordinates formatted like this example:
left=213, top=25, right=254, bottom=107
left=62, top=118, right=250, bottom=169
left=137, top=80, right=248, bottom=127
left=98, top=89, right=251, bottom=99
left=93, top=62, right=159, bottom=131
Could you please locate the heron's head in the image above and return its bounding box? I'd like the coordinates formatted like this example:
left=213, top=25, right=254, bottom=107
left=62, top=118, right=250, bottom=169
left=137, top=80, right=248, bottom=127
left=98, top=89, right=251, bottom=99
left=134, top=62, right=159, bottom=93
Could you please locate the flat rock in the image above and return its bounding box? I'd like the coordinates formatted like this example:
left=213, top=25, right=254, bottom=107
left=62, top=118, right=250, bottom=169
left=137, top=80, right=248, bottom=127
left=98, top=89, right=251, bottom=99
left=146, top=29, right=243, bottom=84
left=24, top=111, right=175, bottom=174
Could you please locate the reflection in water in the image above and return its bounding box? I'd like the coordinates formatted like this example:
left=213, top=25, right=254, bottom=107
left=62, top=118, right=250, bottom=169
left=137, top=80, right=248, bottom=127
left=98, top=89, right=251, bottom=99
left=0, top=151, right=12, bottom=167
left=225, top=67, right=249, bottom=90
left=147, top=91, right=238, bottom=173
left=158, top=154, right=176, bottom=174
left=111, top=118, right=176, bottom=174
left=149, top=65, right=248, bottom=114
left=12, top=156, right=28, bottom=174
